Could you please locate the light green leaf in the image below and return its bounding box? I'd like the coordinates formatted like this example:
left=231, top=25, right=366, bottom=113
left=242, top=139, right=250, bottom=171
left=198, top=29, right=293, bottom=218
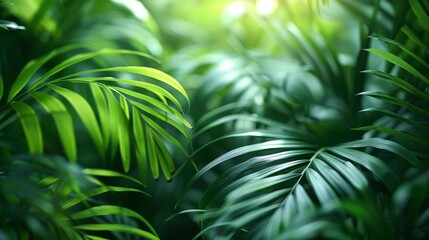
left=83, top=235, right=109, bottom=240
left=141, top=114, right=190, bottom=156
left=130, top=100, right=191, bottom=141
left=104, top=87, right=130, bottom=171
left=83, top=169, right=146, bottom=187
left=103, top=87, right=119, bottom=158
left=64, top=77, right=183, bottom=112
left=30, top=49, right=159, bottom=91
left=12, top=101, right=43, bottom=154
left=91, top=83, right=110, bottom=151
left=49, top=84, right=104, bottom=156
left=74, top=224, right=159, bottom=240
left=152, top=131, right=175, bottom=181
left=8, top=44, right=81, bottom=102
left=118, top=102, right=131, bottom=172
left=68, top=66, right=189, bottom=105
left=32, top=91, right=76, bottom=162
left=146, top=127, right=159, bottom=179
left=132, top=107, right=148, bottom=185
left=113, top=86, right=191, bottom=128
left=119, top=94, right=130, bottom=119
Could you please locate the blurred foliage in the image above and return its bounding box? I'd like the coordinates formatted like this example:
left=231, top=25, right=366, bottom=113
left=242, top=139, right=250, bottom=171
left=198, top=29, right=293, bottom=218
left=1, top=0, right=429, bottom=239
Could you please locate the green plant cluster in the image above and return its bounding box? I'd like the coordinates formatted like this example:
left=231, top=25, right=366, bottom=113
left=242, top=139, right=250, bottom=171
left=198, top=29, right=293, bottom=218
left=1, top=0, right=428, bottom=239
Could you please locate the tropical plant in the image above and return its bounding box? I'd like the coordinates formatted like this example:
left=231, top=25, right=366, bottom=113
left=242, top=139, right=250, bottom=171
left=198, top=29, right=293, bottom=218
left=2, top=0, right=429, bottom=239
left=0, top=0, right=191, bottom=239
left=170, top=0, right=429, bottom=239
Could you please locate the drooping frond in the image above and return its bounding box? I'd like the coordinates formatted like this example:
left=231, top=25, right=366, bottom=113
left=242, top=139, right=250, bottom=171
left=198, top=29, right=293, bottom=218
left=0, top=46, right=191, bottom=182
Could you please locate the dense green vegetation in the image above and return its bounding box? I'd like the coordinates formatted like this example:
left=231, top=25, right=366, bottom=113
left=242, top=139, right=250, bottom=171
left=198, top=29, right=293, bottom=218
left=1, top=0, right=428, bottom=239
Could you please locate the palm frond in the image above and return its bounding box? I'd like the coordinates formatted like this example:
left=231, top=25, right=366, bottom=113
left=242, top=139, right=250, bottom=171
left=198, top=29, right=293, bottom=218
left=0, top=155, right=158, bottom=240
left=180, top=113, right=420, bottom=239
left=0, top=46, right=191, bottom=181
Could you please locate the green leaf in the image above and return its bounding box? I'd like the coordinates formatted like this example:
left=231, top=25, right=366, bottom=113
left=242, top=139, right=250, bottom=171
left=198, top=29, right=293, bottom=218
left=71, top=205, right=158, bottom=237
left=369, top=34, right=429, bottom=72
left=132, top=107, right=148, bottom=185
left=359, top=91, right=429, bottom=119
left=70, top=66, right=189, bottom=105
left=352, top=127, right=429, bottom=154
left=0, top=73, right=3, bottom=101
left=62, top=185, right=149, bottom=210
left=64, top=77, right=184, bottom=112
left=141, top=114, right=190, bottom=156
left=102, top=87, right=119, bottom=158
left=104, top=87, right=131, bottom=172
left=74, top=224, right=159, bottom=240
left=32, top=91, right=77, bottom=162
left=29, top=49, right=159, bottom=91
left=90, top=83, right=110, bottom=151
left=306, top=168, right=338, bottom=203
left=8, top=44, right=82, bottom=102
left=49, top=84, right=104, bottom=156
left=117, top=100, right=131, bottom=172
left=113, top=86, right=191, bottom=129
left=410, top=0, right=429, bottom=35
left=401, top=25, right=429, bottom=54
left=12, top=101, right=43, bottom=154
left=362, top=70, right=429, bottom=102
left=329, top=148, right=398, bottom=192
left=340, top=138, right=424, bottom=169
left=83, top=169, right=146, bottom=187
left=366, top=48, right=429, bottom=85
left=131, top=100, right=191, bottom=141
left=146, top=127, right=159, bottom=179
left=151, top=131, right=175, bottom=181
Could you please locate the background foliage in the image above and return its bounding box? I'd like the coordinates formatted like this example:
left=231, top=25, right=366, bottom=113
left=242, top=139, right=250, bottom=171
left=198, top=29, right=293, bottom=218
left=1, top=0, right=429, bottom=239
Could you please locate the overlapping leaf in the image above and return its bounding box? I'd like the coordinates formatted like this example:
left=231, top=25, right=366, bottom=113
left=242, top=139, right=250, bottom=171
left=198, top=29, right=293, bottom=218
left=3, top=46, right=191, bottom=181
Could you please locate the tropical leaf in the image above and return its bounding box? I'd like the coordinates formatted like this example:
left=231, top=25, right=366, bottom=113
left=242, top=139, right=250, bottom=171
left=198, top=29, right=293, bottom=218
left=180, top=111, right=418, bottom=238
left=1, top=46, right=191, bottom=181
left=32, top=91, right=77, bottom=162
left=11, top=101, right=43, bottom=154
left=0, top=155, right=155, bottom=240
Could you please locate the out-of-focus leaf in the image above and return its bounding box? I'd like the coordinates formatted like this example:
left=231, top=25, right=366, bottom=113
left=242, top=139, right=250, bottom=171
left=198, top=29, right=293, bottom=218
left=410, top=0, right=429, bottom=35
left=0, top=20, right=25, bottom=30
left=0, top=74, right=3, bottom=100
left=32, top=91, right=76, bottom=162
left=11, top=101, right=43, bottom=154
left=74, top=224, right=159, bottom=240
left=71, top=205, right=158, bottom=237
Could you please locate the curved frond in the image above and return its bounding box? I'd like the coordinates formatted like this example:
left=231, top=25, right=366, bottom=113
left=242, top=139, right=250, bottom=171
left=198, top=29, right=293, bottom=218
left=1, top=46, right=191, bottom=181
left=0, top=155, right=157, bottom=240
